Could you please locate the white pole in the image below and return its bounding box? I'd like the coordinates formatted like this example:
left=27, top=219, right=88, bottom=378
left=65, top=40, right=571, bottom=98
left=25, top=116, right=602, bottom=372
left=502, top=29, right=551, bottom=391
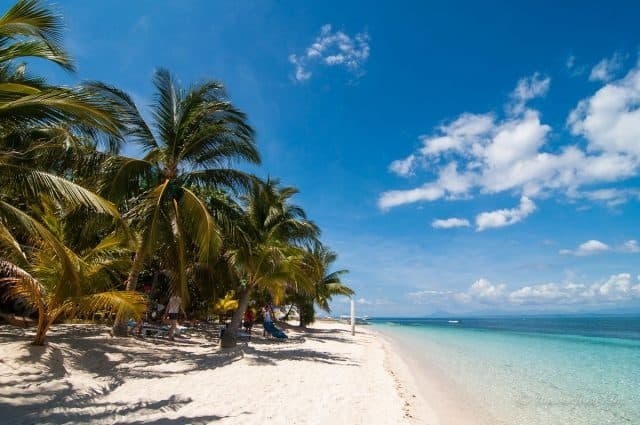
left=350, top=298, right=355, bottom=336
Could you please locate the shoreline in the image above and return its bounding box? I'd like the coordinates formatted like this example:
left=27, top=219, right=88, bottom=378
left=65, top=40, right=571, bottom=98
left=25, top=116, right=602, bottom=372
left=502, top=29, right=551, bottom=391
left=1, top=321, right=434, bottom=424
left=373, top=325, right=500, bottom=425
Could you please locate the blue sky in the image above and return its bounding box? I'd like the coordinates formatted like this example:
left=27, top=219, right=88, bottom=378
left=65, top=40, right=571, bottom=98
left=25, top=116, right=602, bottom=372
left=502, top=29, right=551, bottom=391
left=21, top=0, right=640, bottom=315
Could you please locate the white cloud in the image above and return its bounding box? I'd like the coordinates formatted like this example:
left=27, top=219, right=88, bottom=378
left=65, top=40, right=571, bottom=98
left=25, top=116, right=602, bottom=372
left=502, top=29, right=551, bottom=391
left=378, top=184, right=445, bottom=210
left=560, top=239, right=640, bottom=255
left=575, top=239, right=610, bottom=255
left=432, top=217, right=470, bottom=229
left=620, top=240, right=640, bottom=253
left=407, top=289, right=454, bottom=302
left=509, top=73, right=550, bottom=115
left=389, top=154, right=416, bottom=177
left=446, top=274, right=640, bottom=308
left=569, top=63, right=640, bottom=158
left=381, top=63, right=640, bottom=214
left=589, top=53, right=624, bottom=82
left=570, top=188, right=640, bottom=207
left=560, top=239, right=611, bottom=256
left=288, top=54, right=311, bottom=81
left=419, top=113, right=495, bottom=156
left=289, top=24, right=370, bottom=82
left=566, top=55, right=586, bottom=77
left=475, top=196, right=536, bottom=231
left=455, top=278, right=506, bottom=304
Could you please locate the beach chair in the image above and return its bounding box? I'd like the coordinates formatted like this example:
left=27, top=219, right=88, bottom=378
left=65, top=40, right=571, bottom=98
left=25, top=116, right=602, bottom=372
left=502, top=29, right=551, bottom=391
left=263, top=321, right=288, bottom=339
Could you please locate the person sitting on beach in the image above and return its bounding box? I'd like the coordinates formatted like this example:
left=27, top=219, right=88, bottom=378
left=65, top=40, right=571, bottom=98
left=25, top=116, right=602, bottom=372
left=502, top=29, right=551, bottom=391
left=166, top=293, right=183, bottom=341
left=243, top=308, right=254, bottom=333
left=262, top=305, right=272, bottom=336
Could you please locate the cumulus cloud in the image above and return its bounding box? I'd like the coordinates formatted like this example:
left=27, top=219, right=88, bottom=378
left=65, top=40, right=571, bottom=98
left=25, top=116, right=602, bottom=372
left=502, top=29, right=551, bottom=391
left=455, top=278, right=507, bottom=304
left=427, top=274, right=640, bottom=309
left=560, top=239, right=611, bottom=256
left=389, top=154, right=417, bottom=177
left=509, top=73, right=550, bottom=115
left=475, top=196, right=536, bottom=231
left=620, top=239, right=640, bottom=253
left=432, top=217, right=471, bottom=229
left=380, top=61, right=640, bottom=214
left=510, top=274, right=640, bottom=305
left=289, top=24, right=370, bottom=82
left=560, top=239, right=640, bottom=255
left=569, top=63, right=640, bottom=158
left=589, top=53, right=624, bottom=82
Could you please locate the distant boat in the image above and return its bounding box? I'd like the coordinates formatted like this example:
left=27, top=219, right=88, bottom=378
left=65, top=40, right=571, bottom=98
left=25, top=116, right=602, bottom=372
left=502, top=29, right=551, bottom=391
left=448, top=320, right=460, bottom=324
left=339, top=315, right=370, bottom=325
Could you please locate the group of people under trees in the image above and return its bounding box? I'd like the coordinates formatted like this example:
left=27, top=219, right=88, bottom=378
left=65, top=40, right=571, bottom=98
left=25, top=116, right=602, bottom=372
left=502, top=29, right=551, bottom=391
left=133, top=291, right=275, bottom=342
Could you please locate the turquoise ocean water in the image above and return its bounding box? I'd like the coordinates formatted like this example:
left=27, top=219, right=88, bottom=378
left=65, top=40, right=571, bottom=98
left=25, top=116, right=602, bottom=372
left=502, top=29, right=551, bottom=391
left=372, top=316, right=640, bottom=425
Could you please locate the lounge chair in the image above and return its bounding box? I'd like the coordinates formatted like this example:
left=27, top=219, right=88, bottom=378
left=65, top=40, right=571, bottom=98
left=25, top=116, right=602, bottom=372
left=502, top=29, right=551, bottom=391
left=263, top=321, right=288, bottom=339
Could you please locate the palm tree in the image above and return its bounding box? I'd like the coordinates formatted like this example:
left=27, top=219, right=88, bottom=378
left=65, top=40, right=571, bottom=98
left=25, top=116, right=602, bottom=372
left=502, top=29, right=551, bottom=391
left=0, top=0, right=123, bottom=137
left=220, top=179, right=319, bottom=348
left=0, top=198, right=146, bottom=345
left=291, top=243, right=352, bottom=327
left=0, top=0, right=130, bottom=223
left=90, top=70, right=260, bottom=334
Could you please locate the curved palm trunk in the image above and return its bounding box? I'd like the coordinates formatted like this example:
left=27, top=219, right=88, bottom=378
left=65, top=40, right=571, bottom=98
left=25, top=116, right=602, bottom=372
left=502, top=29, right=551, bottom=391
left=220, top=287, right=252, bottom=348
left=112, top=248, right=145, bottom=336
left=33, top=304, right=51, bottom=346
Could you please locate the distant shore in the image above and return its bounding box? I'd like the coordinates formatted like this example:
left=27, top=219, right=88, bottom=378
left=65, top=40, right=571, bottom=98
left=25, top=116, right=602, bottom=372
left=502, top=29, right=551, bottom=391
left=1, top=321, right=433, bottom=424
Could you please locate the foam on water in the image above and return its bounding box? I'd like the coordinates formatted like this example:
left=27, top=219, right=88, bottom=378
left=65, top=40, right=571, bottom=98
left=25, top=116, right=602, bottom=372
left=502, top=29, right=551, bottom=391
left=373, top=317, right=640, bottom=425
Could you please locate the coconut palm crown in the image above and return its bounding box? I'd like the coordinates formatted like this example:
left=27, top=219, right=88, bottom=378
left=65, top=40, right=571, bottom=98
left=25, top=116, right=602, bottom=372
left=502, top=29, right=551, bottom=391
left=92, top=69, right=260, bottom=333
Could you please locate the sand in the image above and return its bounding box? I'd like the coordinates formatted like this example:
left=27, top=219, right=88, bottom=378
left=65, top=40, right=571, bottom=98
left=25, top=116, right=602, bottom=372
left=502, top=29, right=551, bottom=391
left=0, top=321, right=432, bottom=425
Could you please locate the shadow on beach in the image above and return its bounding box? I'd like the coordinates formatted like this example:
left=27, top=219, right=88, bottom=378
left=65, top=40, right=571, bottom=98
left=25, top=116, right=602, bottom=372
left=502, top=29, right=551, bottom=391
left=0, top=323, right=359, bottom=424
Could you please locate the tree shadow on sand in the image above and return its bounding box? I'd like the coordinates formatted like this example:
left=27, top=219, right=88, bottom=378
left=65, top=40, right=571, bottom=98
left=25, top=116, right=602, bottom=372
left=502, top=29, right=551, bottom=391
left=0, top=323, right=359, bottom=423
left=0, top=325, right=245, bottom=424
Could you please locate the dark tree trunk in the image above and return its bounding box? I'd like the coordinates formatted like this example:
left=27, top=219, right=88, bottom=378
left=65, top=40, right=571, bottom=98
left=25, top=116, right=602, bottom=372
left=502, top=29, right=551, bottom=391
left=220, top=287, right=252, bottom=348
left=112, top=249, right=145, bottom=336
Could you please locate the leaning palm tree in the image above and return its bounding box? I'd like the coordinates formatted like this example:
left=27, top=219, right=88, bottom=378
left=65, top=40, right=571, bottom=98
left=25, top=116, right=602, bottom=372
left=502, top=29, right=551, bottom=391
left=220, top=179, right=319, bottom=348
left=90, top=69, right=260, bottom=334
left=0, top=199, right=146, bottom=345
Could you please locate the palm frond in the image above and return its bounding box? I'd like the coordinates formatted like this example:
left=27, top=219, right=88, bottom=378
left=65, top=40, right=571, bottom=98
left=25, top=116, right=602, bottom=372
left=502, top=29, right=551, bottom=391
left=0, top=164, right=120, bottom=217
left=0, top=200, right=80, bottom=290
left=74, top=290, right=147, bottom=321
left=99, top=155, right=156, bottom=202
left=179, top=187, right=221, bottom=263
left=0, top=0, right=73, bottom=70
left=151, top=68, right=180, bottom=153
left=0, top=260, right=44, bottom=310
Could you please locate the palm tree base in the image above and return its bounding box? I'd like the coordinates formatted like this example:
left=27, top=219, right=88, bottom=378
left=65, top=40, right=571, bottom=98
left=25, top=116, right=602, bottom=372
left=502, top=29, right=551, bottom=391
left=220, top=331, right=237, bottom=348
left=112, top=322, right=129, bottom=337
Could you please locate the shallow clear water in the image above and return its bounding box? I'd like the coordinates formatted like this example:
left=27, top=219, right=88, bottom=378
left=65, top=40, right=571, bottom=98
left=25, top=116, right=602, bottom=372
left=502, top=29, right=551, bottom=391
left=372, top=317, right=640, bottom=425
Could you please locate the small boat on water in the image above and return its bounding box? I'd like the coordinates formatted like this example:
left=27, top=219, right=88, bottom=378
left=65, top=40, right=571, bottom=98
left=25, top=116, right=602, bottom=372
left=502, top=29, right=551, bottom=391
left=447, top=320, right=460, bottom=324
left=339, top=315, right=370, bottom=325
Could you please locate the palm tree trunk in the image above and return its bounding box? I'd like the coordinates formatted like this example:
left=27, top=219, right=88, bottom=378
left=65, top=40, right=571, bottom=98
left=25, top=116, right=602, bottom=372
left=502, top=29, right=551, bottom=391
left=112, top=248, right=145, bottom=336
left=283, top=304, right=295, bottom=320
left=33, top=306, right=50, bottom=346
left=220, top=287, right=252, bottom=348
left=298, top=302, right=305, bottom=328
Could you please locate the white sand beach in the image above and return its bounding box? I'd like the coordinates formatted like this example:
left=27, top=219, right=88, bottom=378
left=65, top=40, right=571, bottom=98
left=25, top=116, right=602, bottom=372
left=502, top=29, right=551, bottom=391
left=0, top=321, right=433, bottom=425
